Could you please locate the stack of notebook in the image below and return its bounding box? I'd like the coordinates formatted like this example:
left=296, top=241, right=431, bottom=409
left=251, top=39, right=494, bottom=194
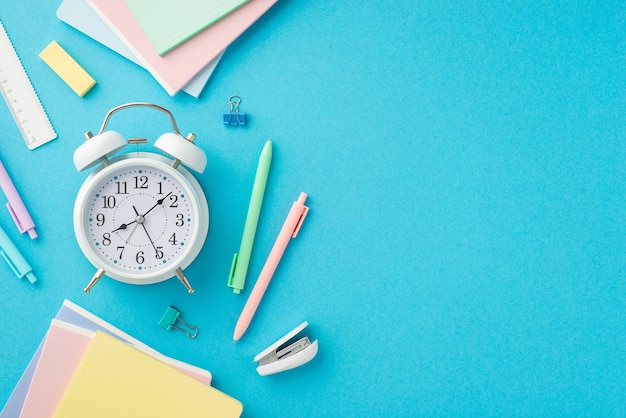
left=57, top=0, right=279, bottom=97
left=0, top=300, right=243, bottom=418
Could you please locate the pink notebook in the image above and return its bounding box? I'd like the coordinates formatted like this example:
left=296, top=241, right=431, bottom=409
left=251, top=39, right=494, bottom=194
left=19, top=320, right=212, bottom=418
left=87, top=0, right=279, bottom=96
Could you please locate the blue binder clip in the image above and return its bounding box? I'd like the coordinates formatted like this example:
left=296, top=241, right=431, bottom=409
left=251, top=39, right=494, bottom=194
left=223, top=95, right=246, bottom=126
left=158, top=306, right=198, bottom=339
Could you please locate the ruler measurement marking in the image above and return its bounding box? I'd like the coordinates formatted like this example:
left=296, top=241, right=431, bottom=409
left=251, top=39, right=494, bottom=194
left=0, top=21, right=56, bottom=150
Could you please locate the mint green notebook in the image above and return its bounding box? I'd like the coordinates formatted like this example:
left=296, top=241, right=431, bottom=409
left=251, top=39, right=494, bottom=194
left=125, top=0, right=249, bottom=56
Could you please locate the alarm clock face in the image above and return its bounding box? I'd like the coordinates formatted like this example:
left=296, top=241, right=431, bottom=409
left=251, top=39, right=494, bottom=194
left=73, top=154, right=208, bottom=284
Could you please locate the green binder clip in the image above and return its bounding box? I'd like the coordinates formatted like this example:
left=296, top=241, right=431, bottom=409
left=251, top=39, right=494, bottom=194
left=158, top=306, right=198, bottom=339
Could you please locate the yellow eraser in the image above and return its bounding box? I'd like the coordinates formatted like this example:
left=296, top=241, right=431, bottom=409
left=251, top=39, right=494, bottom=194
left=39, top=41, right=96, bottom=97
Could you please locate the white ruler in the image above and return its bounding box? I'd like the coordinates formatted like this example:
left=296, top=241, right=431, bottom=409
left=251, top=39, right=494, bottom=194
left=0, top=21, right=56, bottom=150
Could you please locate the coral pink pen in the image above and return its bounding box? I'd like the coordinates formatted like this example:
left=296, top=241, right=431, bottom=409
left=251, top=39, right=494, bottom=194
left=233, top=192, right=309, bottom=341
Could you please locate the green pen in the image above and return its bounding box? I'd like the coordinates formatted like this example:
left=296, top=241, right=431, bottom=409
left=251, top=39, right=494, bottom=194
left=228, top=139, right=272, bottom=294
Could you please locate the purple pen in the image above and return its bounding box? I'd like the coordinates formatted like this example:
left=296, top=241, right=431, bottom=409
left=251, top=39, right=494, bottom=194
left=0, top=161, right=37, bottom=239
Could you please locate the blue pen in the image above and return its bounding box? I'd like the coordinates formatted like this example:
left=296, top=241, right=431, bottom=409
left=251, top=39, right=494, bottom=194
left=0, top=223, right=37, bottom=283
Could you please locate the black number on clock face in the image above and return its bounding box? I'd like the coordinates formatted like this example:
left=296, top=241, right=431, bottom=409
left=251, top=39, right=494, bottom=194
left=134, top=175, right=148, bottom=189
left=87, top=167, right=193, bottom=273
left=116, top=181, right=128, bottom=194
left=101, top=195, right=116, bottom=209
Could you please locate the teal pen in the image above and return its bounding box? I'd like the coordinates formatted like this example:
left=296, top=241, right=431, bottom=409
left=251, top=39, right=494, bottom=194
left=0, top=222, right=37, bottom=283
left=228, top=139, right=272, bottom=294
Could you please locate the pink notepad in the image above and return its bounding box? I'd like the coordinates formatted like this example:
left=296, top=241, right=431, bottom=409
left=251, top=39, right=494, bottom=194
left=19, top=320, right=213, bottom=418
left=87, top=0, right=279, bottom=96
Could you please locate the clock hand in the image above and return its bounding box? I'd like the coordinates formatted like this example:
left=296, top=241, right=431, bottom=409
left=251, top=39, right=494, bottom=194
left=111, top=220, right=137, bottom=233
left=124, top=222, right=140, bottom=244
left=133, top=205, right=160, bottom=257
left=111, top=191, right=172, bottom=233
left=142, top=191, right=172, bottom=218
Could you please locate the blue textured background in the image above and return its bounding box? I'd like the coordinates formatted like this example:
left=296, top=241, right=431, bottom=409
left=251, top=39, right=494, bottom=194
left=0, top=1, right=624, bottom=416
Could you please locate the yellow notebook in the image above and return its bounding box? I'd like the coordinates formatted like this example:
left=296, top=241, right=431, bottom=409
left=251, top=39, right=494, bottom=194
left=53, top=331, right=243, bottom=418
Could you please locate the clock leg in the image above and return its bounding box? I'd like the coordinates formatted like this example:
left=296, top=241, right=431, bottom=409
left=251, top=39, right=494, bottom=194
left=174, top=267, right=194, bottom=294
left=84, top=268, right=105, bottom=293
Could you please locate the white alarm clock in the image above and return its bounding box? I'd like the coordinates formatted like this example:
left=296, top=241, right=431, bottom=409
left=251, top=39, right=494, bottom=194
left=73, top=103, right=209, bottom=294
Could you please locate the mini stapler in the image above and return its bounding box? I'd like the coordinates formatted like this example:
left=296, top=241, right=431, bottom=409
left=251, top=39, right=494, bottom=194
left=253, top=321, right=318, bottom=376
